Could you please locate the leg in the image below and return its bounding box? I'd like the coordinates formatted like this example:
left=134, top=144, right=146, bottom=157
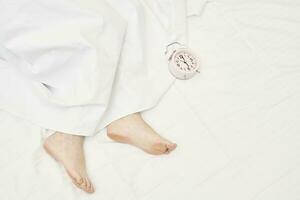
left=43, top=132, right=94, bottom=193
left=107, top=113, right=177, bottom=155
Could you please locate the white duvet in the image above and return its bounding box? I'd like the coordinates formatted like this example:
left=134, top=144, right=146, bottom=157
left=0, top=0, right=194, bottom=135
left=1, top=0, right=300, bottom=199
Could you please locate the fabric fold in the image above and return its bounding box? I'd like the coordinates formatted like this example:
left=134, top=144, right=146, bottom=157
left=0, top=0, right=188, bottom=136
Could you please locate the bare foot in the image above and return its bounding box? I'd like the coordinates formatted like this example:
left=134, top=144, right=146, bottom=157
left=107, top=113, right=177, bottom=155
left=43, top=132, right=94, bottom=193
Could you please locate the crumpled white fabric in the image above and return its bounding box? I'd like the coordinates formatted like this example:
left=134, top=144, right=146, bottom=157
left=0, top=0, right=193, bottom=136
left=187, top=0, right=207, bottom=16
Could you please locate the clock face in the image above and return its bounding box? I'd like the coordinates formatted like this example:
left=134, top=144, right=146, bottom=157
left=174, top=50, right=198, bottom=73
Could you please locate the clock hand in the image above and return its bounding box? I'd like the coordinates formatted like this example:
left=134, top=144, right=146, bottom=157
left=183, top=59, right=189, bottom=66
left=183, top=61, right=191, bottom=70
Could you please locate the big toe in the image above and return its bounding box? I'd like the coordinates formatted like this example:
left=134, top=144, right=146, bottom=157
left=151, top=142, right=169, bottom=154
left=151, top=141, right=177, bottom=155
left=165, top=143, right=177, bottom=154
left=68, top=170, right=94, bottom=193
left=72, top=176, right=94, bottom=193
left=84, top=177, right=95, bottom=193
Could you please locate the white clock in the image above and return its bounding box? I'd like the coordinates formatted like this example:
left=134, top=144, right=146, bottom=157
left=165, top=42, right=200, bottom=80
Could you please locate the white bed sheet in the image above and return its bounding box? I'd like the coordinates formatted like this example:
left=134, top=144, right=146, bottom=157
left=1, top=0, right=300, bottom=199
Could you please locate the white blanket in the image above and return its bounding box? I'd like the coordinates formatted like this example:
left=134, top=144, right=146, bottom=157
left=0, top=0, right=190, bottom=135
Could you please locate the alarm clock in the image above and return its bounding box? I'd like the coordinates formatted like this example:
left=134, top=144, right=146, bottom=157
left=165, top=42, right=200, bottom=80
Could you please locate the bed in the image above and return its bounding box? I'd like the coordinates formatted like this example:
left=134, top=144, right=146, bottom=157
left=0, top=0, right=300, bottom=199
